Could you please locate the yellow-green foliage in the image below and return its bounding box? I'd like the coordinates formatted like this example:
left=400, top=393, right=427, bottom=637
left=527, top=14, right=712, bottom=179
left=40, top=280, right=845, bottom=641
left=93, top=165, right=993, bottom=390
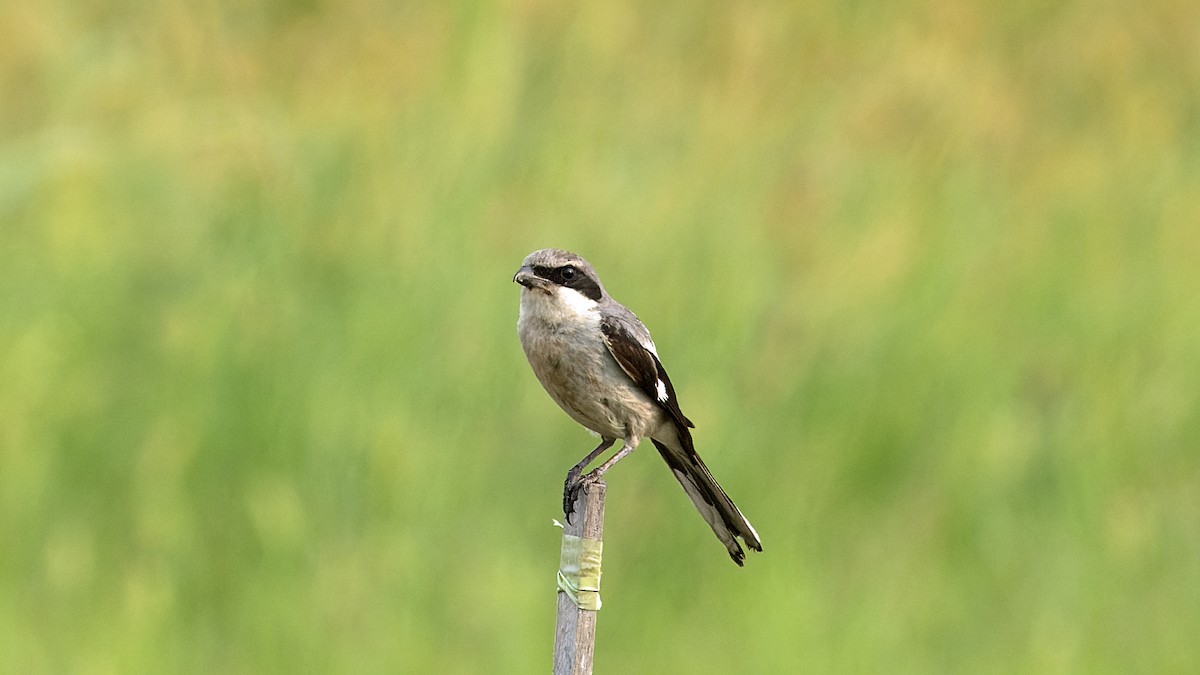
left=2, top=1, right=1198, bottom=672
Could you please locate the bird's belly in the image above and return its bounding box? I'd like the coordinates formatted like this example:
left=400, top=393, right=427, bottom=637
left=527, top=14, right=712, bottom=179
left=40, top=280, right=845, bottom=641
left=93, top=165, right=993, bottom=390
left=519, top=323, right=659, bottom=439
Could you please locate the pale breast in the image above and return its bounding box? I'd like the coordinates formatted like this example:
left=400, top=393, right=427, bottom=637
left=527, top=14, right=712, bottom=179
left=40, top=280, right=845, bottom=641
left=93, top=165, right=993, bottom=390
left=518, top=304, right=661, bottom=439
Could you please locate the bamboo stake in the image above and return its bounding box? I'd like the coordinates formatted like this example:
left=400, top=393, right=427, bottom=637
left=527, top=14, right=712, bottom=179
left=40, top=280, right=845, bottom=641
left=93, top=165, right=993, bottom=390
left=552, top=480, right=606, bottom=675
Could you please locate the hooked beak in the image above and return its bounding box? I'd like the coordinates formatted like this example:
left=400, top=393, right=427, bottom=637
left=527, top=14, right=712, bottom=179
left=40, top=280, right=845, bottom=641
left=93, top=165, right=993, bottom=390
left=513, top=265, right=551, bottom=293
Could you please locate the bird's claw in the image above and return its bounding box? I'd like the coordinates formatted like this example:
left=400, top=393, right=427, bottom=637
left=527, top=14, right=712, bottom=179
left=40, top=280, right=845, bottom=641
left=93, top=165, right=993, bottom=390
left=563, top=469, right=581, bottom=522
left=562, top=468, right=596, bottom=524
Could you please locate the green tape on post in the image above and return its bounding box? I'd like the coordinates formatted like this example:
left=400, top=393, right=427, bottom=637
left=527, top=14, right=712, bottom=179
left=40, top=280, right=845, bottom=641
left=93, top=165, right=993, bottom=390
left=557, top=533, right=603, bottom=610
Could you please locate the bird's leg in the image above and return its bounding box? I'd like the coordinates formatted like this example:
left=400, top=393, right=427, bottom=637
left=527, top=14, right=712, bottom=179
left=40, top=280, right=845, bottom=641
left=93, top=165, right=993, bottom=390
left=583, top=436, right=638, bottom=482
left=561, top=437, right=638, bottom=521
left=564, top=437, right=616, bottom=520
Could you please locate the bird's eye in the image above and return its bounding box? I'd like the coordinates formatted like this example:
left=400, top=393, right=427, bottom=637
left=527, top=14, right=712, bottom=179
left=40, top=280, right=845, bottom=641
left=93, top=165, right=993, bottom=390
left=560, top=266, right=577, bottom=281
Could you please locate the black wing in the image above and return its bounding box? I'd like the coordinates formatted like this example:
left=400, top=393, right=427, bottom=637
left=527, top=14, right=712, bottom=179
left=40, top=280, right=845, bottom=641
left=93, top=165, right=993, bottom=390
left=599, top=314, right=694, bottom=430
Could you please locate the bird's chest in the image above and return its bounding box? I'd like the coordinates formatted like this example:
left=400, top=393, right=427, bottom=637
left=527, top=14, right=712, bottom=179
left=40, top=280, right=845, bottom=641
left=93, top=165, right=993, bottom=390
left=518, top=316, right=608, bottom=390
left=519, top=312, right=627, bottom=423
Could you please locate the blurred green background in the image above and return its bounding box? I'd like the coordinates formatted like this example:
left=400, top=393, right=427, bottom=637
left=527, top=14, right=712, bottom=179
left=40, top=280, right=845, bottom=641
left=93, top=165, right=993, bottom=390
left=3, top=0, right=1199, bottom=672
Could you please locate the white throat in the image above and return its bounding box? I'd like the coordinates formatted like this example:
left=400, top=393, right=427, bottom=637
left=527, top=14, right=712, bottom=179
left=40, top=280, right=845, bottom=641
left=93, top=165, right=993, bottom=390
left=557, top=286, right=599, bottom=315
left=519, top=286, right=600, bottom=328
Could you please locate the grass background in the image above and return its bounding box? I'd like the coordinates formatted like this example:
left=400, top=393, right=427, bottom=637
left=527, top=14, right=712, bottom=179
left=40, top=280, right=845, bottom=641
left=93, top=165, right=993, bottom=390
left=2, top=0, right=1199, bottom=672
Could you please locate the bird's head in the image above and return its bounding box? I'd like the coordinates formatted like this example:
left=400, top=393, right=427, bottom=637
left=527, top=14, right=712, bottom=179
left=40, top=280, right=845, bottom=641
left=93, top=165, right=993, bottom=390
left=513, top=248, right=607, bottom=317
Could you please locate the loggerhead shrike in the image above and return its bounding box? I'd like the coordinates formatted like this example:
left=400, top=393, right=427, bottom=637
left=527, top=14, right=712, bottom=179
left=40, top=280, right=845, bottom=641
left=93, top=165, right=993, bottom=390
left=514, top=248, right=762, bottom=565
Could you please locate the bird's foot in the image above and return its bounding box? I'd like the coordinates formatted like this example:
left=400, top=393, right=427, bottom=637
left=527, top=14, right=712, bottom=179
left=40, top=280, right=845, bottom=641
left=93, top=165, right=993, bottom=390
left=562, top=468, right=600, bottom=524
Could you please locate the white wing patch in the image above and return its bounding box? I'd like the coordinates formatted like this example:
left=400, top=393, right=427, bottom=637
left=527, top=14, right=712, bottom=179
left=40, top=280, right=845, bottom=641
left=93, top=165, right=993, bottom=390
left=655, top=378, right=669, bottom=402
left=641, top=337, right=659, bottom=356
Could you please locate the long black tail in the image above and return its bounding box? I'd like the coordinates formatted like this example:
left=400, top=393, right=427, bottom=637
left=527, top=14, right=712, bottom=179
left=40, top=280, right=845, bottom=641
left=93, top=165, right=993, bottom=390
left=651, top=432, right=762, bottom=565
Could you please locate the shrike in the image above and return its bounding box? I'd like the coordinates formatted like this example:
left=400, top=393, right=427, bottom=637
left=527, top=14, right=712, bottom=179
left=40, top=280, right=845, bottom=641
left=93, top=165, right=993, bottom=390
left=514, top=248, right=762, bottom=565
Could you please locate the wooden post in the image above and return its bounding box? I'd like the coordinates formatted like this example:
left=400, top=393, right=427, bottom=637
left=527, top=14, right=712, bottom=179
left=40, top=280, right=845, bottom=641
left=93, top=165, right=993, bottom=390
left=553, top=480, right=606, bottom=675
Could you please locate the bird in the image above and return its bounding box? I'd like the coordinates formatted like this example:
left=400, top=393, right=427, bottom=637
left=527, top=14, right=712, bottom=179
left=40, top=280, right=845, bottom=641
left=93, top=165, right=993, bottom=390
left=513, top=248, right=762, bottom=565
